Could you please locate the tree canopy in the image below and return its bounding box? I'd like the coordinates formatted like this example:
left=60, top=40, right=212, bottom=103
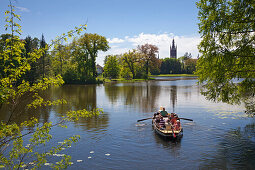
left=104, top=55, right=120, bottom=79
left=78, top=33, right=109, bottom=78
left=121, top=50, right=142, bottom=79
left=137, top=44, right=159, bottom=78
left=196, top=0, right=255, bottom=113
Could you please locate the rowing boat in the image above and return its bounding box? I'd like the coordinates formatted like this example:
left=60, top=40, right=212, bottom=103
left=152, top=117, right=183, bottom=138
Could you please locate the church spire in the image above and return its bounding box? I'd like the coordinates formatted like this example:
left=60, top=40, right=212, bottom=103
left=170, top=38, right=177, bottom=59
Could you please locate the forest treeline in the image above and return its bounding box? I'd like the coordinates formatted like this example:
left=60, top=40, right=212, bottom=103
left=104, top=46, right=197, bottom=80
left=0, top=33, right=197, bottom=84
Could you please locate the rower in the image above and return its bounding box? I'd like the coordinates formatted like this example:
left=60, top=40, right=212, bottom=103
left=170, top=113, right=177, bottom=124
left=170, top=113, right=180, bottom=130
left=160, top=107, right=168, bottom=117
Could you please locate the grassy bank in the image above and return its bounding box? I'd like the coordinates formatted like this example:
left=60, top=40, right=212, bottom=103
left=97, top=74, right=197, bottom=83
left=151, top=74, right=197, bottom=77
left=97, top=77, right=155, bottom=83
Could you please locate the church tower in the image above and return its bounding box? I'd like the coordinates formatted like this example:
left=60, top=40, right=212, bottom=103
left=170, top=39, right=177, bottom=59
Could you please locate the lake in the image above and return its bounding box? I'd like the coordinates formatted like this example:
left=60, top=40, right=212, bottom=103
left=1, top=77, right=254, bottom=169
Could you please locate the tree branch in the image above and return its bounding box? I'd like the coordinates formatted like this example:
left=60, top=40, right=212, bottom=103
left=0, top=119, right=65, bottom=149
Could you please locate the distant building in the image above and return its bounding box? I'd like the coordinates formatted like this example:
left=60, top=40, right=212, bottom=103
left=170, top=39, right=177, bottom=59
left=96, top=64, right=103, bottom=75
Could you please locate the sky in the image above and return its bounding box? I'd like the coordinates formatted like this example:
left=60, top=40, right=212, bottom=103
left=0, top=0, right=201, bottom=66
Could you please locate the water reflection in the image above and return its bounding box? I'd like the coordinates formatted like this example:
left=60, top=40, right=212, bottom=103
left=0, top=84, right=109, bottom=132
left=152, top=127, right=182, bottom=157
left=199, top=122, right=255, bottom=169
left=170, top=86, right=177, bottom=112
left=51, top=85, right=97, bottom=112
left=50, top=85, right=109, bottom=131
left=104, top=82, right=161, bottom=112
left=0, top=95, right=51, bottom=125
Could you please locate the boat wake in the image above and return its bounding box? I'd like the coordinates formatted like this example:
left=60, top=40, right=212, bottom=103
left=182, top=122, right=196, bottom=126
left=136, top=123, right=147, bottom=127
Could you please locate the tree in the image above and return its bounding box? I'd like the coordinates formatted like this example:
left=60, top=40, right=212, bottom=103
left=104, top=55, right=120, bottom=79
left=184, top=52, right=192, bottom=60
left=23, top=36, right=40, bottom=84
left=78, top=33, right=109, bottom=78
left=160, top=58, right=182, bottom=74
left=71, top=38, right=93, bottom=81
left=51, top=42, right=72, bottom=77
left=0, top=34, right=13, bottom=79
left=49, top=33, right=109, bottom=84
left=40, top=34, right=47, bottom=78
left=0, top=2, right=98, bottom=169
left=121, top=50, right=141, bottom=79
left=149, top=55, right=161, bottom=75
left=184, top=58, right=197, bottom=74
left=179, top=52, right=192, bottom=63
left=137, top=44, right=159, bottom=78
left=196, top=0, right=255, bottom=114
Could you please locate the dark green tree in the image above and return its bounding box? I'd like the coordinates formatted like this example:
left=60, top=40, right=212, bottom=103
left=160, top=58, right=182, bottom=74
left=78, top=33, right=109, bottom=78
left=23, top=36, right=40, bottom=84
left=40, top=34, right=47, bottom=78
left=184, top=58, right=197, bottom=74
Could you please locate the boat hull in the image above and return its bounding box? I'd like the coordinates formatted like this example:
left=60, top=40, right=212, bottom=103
left=152, top=119, right=183, bottom=138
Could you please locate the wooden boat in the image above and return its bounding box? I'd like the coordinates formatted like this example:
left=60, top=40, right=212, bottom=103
left=152, top=117, right=183, bottom=138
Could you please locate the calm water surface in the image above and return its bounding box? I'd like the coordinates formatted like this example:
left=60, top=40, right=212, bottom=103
left=1, top=78, right=255, bottom=169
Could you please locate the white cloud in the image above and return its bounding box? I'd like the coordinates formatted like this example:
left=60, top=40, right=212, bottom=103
left=125, top=33, right=201, bottom=58
left=97, top=33, right=201, bottom=66
left=16, top=6, right=30, bottom=13
left=107, top=38, right=124, bottom=44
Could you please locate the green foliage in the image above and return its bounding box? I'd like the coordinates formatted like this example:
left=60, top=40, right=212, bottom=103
left=103, top=45, right=161, bottom=80
left=120, top=66, right=133, bottom=80
left=50, top=33, right=109, bottom=84
left=160, top=58, right=182, bottom=74
left=183, top=58, right=197, bottom=74
left=77, top=33, right=110, bottom=78
left=104, top=55, right=120, bottom=79
left=137, top=44, right=159, bottom=78
left=178, top=52, right=198, bottom=74
left=23, top=36, right=41, bottom=84
left=0, top=1, right=104, bottom=169
left=51, top=43, right=73, bottom=77
left=62, top=68, right=78, bottom=84
left=121, top=50, right=141, bottom=79
left=196, top=0, right=255, bottom=114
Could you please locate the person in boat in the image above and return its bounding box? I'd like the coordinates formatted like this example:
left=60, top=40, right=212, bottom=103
left=175, top=119, right=181, bottom=131
left=170, top=113, right=181, bottom=131
left=153, top=112, right=160, bottom=123
left=170, top=113, right=177, bottom=124
left=160, top=107, right=168, bottom=117
left=159, top=116, right=165, bottom=129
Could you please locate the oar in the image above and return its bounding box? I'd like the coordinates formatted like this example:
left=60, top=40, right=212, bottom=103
left=137, top=117, right=153, bottom=122
left=179, top=118, right=193, bottom=121
left=171, top=124, right=176, bottom=138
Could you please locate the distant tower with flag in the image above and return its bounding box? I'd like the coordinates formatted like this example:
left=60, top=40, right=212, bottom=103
left=170, top=39, right=177, bottom=59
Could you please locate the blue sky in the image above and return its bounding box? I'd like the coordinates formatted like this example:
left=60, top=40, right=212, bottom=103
left=0, top=0, right=201, bottom=65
